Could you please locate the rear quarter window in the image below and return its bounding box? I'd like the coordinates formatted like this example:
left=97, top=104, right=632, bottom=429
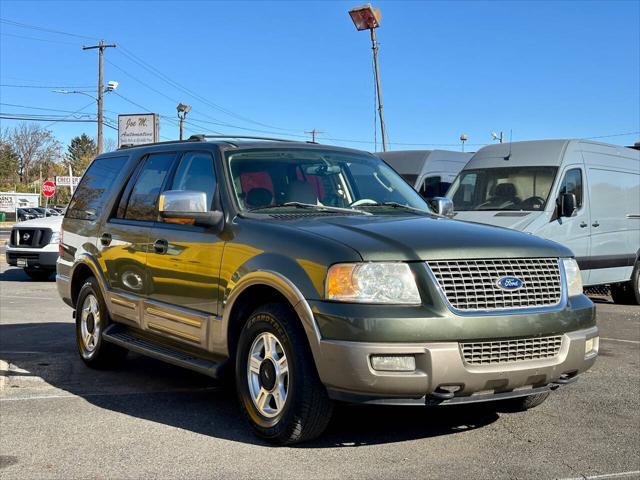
left=66, top=156, right=129, bottom=220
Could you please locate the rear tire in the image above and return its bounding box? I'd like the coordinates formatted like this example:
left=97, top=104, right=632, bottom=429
left=500, top=392, right=550, bottom=412
left=610, top=262, right=640, bottom=305
left=24, top=269, right=53, bottom=281
left=75, top=277, right=127, bottom=368
left=235, top=302, right=333, bottom=445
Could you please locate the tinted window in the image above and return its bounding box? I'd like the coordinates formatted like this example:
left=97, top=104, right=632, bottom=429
left=419, top=176, right=441, bottom=199
left=125, top=153, right=176, bottom=221
left=67, top=156, right=128, bottom=220
left=169, top=152, right=216, bottom=208
left=559, top=168, right=583, bottom=208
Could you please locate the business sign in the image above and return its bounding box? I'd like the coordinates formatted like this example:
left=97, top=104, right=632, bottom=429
left=0, top=192, right=39, bottom=213
left=42, top=181, right=56, bottom=198
left=55, top=176, right=82, bottom=187
left=118, top=113, right=160, bottom=147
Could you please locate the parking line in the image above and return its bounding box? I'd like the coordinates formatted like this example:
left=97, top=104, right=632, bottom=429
left=601, top=338, right=640, bottom=345
left=558, top=471, right=640, bottom=480
left=0, top=386, right=221, bottom=402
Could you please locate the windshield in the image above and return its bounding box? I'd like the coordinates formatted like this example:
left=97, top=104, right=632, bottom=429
left=447, top=166, right=558, bottom=211
left=227, top=148, right=430, bottom=214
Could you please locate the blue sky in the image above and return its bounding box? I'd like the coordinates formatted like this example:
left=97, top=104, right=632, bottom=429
left=1, top=0, right=638, bottom=152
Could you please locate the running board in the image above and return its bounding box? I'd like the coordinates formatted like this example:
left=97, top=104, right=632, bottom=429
left=102, top=325, right=223, bottom=378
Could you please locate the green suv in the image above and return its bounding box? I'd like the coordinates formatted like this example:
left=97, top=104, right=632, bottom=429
left=57, top=136, right=598, bottom=444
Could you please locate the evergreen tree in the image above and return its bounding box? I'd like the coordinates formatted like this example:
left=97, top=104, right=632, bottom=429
left=66, top=133, right=97, bottom=176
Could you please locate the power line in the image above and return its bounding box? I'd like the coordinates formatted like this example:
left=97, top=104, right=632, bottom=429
left=0, top=102, right=95, bottom=113
left=0, top=18, right=99, bottom=41
left=0, top=114, right=117, bottom=130
left=582, top=131, right=640, bottom=140
left=0, top=32, right=78, bottom=46
left=0, top=83, right=94, bottom=89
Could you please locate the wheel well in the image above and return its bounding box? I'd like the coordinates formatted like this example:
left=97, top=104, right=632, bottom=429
left=226, top=284, right=292, bottom=360
left=70, top=264, right=94, bottom=307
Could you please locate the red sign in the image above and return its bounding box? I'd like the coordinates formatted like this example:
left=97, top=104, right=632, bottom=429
left=42, top=180, right=56, bottom=198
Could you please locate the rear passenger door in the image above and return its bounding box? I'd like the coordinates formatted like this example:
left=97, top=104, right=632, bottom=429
left=98, top=152, right=177, bottom=326
left=145, top=151, right=224, bottom=349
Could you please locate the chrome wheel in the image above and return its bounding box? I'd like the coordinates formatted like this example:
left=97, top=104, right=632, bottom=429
left=247, top=332, right=289, bottom=418
left=80, top=293, right=101, bottom=355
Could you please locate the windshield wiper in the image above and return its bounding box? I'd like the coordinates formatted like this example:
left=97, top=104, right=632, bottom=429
left=360, top=202, right=431, bottom=215
left=248, top=202, right=371, bottom=215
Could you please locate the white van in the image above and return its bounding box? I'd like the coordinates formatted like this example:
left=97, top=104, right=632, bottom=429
left=378, top=150, right=472, bottom=200
left=446, top=139, right=640, bottom=304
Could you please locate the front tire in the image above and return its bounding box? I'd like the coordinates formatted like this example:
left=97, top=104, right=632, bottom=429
left=499, top=392, right=550, bottom=412
left=75, top=277, right=127, bottom=368
left=235, top=303, right=333, bottom=445
left=610, top=262, right=640, bottom=305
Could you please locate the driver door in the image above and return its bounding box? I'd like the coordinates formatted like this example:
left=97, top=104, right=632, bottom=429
left=536, top=166, right=591, bottom=284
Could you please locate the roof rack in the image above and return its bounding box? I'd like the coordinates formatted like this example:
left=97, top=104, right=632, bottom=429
left=188, top=134, right=298, bottom=143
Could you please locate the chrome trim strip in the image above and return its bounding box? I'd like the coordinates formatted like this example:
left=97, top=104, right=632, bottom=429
left=145, top=306, right=203, bottom=327
left=147, top=322, right=200, bottom=342
left=424, top=259, right=568, bottom=317
left=111, top=296, right=137, bottom=310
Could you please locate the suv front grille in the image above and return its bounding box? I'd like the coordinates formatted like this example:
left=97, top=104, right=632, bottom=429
left=427, top=258, right=562, bottom=311
left=461, top=335, right=563, bottom=365
left=10, top=228, right=51, bottom=248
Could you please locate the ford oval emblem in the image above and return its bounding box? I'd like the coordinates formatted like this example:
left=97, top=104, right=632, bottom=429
left=496, top=276, right=524, bottom=290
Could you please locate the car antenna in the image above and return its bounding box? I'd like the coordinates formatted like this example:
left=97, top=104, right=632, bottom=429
left=504, top=129, right=513, bottom=161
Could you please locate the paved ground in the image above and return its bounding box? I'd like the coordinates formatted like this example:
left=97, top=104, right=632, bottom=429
left=1, top=234, right=639, bottom=479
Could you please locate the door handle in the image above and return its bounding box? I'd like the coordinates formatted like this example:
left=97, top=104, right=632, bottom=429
left=153, top=239, right=169, bottom=254
left=592, top=221, right=600, bottom=228
left=579, top=221, right=588, bottom=228
left=100, top=232, right=112, bottom=246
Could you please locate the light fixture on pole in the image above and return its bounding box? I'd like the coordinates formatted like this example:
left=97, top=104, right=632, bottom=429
left=491, top=131, right=504, bottom=143
left=349, top=3, right=388, bottom=152
left=177, top=103, right=192, bottom=140
left=460, top=133, right=468, bottom=152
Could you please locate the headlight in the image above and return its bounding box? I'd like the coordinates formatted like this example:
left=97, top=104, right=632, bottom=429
left=325, top=262, right=421, bottom=304
left=562, top=258, right=583, bottom=297
left=49, top=231, right=60, bottom=244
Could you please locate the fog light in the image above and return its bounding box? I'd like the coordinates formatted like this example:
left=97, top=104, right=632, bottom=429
left=585, top=336, right=599, bottom=356
left=370, top=355, right=416, bottom=372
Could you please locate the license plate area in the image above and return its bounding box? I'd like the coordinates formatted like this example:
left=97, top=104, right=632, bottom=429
left=17, top=258, right=28, bottom=267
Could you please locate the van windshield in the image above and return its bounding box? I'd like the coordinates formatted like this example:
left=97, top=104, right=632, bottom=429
left=226, top=148, right=431, bottom=214
left=447, top=167, right=558, bottom=211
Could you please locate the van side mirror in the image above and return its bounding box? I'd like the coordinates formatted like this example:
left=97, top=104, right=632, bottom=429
left=429, top=197, right=454, bottom=218
left=559, top=193, right=577, bottom=218
left=158, top=190, right=223, bottom=229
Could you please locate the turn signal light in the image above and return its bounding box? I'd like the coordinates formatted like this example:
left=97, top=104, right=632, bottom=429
left=370, top=355, right=416, bottom=372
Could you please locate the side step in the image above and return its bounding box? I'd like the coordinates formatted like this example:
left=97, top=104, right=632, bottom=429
left=102, top=325, right=224, bottom=378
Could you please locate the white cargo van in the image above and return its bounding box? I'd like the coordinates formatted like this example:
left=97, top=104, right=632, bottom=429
left=446, top=139, right=640, bottom=304
left=377, top=150, right=472, bottom=200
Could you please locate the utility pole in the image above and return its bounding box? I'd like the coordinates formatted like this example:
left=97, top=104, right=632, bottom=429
left=305, top=128, right=324, bottom=143
left=83, top=40, right=116, bottom=154
left=177, top=103, right=192, bottom=140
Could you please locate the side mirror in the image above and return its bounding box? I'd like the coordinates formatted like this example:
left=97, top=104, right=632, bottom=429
left=429, top=196, right=454, bottom=218
left=158, top=190, right=223, bottom=229
left=559, top=193, right=577, bottom=218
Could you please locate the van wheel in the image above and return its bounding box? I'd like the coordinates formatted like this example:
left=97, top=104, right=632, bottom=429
left=610, top=262, right=640, bottom=305
left=75, top=277, right=127, bottom=368
left=235, top=302, right=333, bottom=445
left=499, top=392, right=550, bottom=412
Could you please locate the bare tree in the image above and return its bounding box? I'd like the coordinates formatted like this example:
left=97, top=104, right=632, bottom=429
left=103, top=137, right=117, bottom=153
left=10, top=123, right=62, bottom=184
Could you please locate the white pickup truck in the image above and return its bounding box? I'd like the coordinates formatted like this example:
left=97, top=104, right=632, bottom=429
left=5, top=215, right=63, bottom=280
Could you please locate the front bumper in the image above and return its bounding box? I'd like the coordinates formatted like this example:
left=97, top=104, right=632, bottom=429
left=5, top=244, right=59, bottom=270
left=313, top=324, right=598, bottom=405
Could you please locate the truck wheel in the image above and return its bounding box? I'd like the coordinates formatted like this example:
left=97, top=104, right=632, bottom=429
left=610, top=262, right=640, bottom=305
left=75, top=277, right=127, bottom=368
left=24, top=269, right=53, bottom=281
left=501, top=392, right=550, bottom=411
left=235, top=302, right=333, bottom=445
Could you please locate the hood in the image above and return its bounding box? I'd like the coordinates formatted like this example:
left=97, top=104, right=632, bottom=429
left=451, top=210, right=543, bottom=231
left=13, top=215, right=64, bottom=229
left=287, top=214, right=571, bottom=261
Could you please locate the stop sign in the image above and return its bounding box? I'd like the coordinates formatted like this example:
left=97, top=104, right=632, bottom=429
left=42, top=180, right=56, bottom=198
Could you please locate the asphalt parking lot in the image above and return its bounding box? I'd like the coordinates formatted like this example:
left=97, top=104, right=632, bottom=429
left=1, top=233, right=639, bottom=480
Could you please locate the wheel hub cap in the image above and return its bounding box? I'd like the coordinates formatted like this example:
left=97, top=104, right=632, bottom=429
left=247, top=332, right=289, bottom=418
left=80, top=294, right=101, bottom=354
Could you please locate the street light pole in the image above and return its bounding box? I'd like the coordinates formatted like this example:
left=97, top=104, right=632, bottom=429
left=370, top=28, right=387, bottom=152
left=83, top=40, right=116, bottom=154
left=349, top=4, right=388, bottom=151
left=177, top=103, right=192, bottom=140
